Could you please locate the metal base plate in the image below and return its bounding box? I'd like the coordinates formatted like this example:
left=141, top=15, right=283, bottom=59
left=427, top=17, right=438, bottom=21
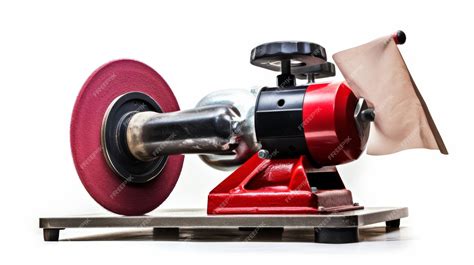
left=40, top=207, right=407, bottom=243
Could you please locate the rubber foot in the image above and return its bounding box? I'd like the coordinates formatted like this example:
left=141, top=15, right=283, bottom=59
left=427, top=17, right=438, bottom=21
left=152, top=228, right=180, bottom=239
left=314, top=227, right=359, bottom=243
left=386, top=219, right=400, bottom=228
left=239, top=227, right=284, bottom=240
left=43, top=229, right=61, bottom=242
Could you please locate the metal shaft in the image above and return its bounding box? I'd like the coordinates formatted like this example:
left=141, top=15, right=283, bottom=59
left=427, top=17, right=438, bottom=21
left=126, top=105, right=242, bottom=161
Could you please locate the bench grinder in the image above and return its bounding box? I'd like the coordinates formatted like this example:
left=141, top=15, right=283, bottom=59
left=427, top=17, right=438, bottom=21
left=71, top=32, right=407, bottom=216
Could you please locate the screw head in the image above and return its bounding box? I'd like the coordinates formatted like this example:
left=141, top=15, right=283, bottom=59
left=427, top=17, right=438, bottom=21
left=258, top=149, right=270, bottom=159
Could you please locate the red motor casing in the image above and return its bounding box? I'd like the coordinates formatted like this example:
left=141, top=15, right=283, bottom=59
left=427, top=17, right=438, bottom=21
left=303, top=82, right=364, bottom=166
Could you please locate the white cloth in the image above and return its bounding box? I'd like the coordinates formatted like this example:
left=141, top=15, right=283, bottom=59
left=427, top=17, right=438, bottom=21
left=333, top=35, right=448, bottom=155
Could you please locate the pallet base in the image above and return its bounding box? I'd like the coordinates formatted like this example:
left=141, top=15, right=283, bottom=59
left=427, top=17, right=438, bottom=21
left=40, top=207, right=408, bottom=244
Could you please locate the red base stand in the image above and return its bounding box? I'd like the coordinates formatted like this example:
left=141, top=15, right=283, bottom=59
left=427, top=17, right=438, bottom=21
left=208, top=154, right=363, bottom=214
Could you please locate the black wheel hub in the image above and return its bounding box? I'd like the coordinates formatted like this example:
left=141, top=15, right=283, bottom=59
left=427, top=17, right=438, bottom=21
left=101, top=92, right=167, bottom=184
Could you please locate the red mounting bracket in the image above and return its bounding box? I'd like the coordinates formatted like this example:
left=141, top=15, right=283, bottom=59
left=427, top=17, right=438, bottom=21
left=208, top=154, right=363, bottom=214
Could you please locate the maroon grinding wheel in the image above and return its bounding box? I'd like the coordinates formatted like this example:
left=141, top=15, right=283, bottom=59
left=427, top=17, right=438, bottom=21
left=70, top=59, right=184, bottom=215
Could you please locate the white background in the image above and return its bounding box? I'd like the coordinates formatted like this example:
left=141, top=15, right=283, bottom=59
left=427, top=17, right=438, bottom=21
left=1, top=0, right=472, bottom=263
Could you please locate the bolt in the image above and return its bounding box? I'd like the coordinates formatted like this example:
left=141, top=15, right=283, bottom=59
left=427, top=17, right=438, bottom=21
left=361, top=109, right=375, bottom=122
left=258, top=149, right=270, bottom=159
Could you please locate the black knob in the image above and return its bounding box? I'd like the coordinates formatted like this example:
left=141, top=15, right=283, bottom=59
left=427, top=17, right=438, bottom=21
left=250, top=41, right=335, bottom=87
left=393, top=30, right=406, bottom=45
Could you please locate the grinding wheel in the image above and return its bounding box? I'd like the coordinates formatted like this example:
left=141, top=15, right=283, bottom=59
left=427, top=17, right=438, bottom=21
left=71, top=59, right=184, bottom=215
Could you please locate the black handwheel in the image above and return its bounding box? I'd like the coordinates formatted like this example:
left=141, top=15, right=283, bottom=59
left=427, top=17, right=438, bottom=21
left=250, top=41, right=336, bottom=87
